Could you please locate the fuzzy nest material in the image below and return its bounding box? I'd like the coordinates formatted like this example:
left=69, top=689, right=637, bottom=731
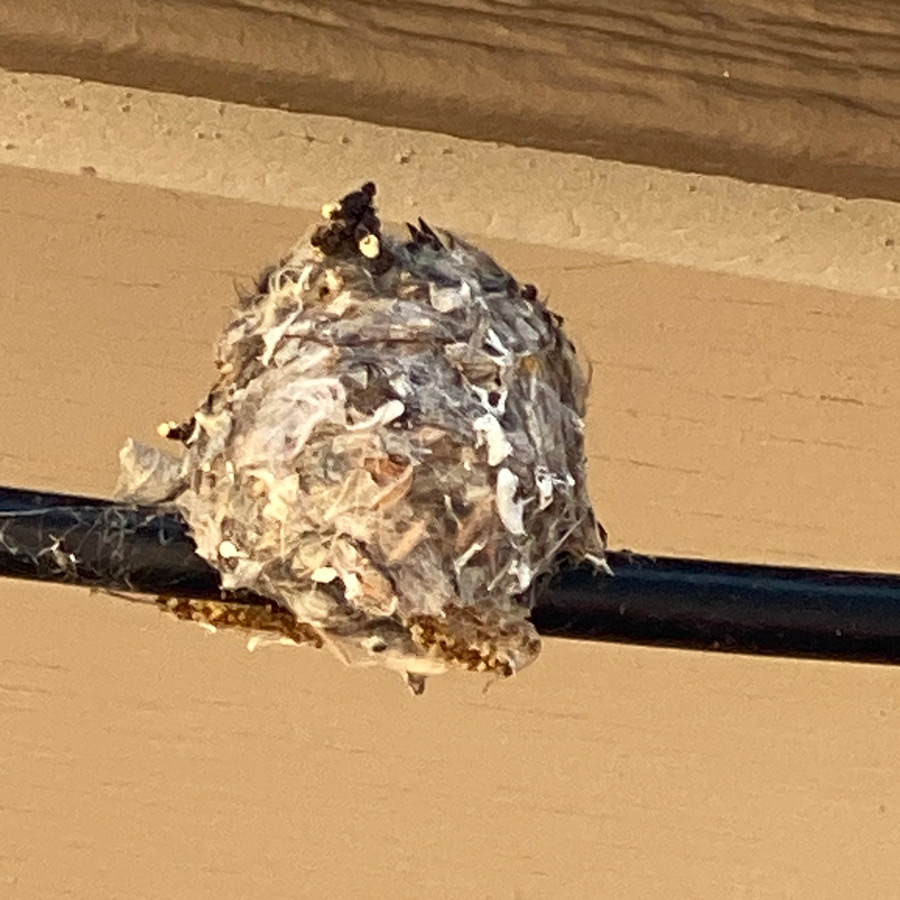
left=118, top=182, right=605, bottom=693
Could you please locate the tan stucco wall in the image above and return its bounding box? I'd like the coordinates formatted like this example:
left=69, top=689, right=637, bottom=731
left=2, top=40, right=900, bottom=900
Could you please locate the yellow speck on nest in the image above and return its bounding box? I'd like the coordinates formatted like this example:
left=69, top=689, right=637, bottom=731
left=358, top=233, right=380, bottom=258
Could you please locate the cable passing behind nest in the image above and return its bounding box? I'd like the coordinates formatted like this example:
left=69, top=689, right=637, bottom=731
left=118, top=182, right=605, bottom=693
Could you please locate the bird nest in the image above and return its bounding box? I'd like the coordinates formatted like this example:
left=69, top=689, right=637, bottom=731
left=118, top=182, right=604, bottom=693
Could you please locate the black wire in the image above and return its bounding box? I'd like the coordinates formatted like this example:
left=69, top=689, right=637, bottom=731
left=534, top=555, right=900, bottom=664
left=4, top=485, right=900, bottom=665
left=0, top=486, right=220, bottom=601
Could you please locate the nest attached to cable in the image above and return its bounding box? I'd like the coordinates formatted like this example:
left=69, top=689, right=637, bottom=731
left=118, top=182, right=604, bottom=693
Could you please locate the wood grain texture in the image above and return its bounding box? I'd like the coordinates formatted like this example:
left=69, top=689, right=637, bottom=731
left=3, top=165, right=900, bottom=898
left=1, top=0, right=900, bottom=200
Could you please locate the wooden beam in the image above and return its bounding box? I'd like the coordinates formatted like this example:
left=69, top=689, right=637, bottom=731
left=1, top=0, right=900, bottom=200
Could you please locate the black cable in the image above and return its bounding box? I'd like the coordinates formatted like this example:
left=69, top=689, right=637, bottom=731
left=0, top=486, right=220, bottom=601
left=535, top=555, right=900, bottom=664
left=4, top=485, right=900, bottom=665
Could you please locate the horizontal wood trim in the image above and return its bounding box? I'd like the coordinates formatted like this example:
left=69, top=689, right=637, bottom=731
left=1, top=0, right=900, bottom=200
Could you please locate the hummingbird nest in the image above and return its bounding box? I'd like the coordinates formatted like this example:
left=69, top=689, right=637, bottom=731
left=118, top=182, right=605, bottom=693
